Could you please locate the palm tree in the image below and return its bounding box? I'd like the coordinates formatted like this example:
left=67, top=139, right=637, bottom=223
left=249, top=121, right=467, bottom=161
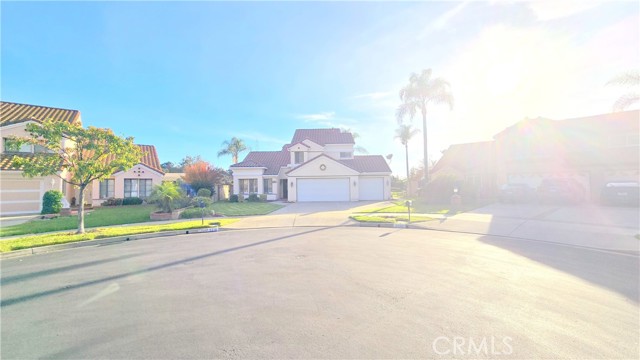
left=395, top=124, right=420, bottom=197
left=217, top=137, right=248, bottom=164
left=342, top=128, right=368, bottom=154
left=607, top=70, right=639, bottom=111
left=396, top=68, right=453, bottom=187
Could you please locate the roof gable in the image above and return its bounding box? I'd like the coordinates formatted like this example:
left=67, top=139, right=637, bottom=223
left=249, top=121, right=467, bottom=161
left=286, top=154, right=359, bottom=176
left=291, top=128, right=355, bottom=145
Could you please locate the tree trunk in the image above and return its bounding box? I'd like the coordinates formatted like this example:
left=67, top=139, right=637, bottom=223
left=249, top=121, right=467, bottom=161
left=421, top=104, right=429, bottom=196
left=405, top=143, right=410, bottom=197
left=233, top=154, right=238, bottom=164
left=77, top=184, right=86, bottom=234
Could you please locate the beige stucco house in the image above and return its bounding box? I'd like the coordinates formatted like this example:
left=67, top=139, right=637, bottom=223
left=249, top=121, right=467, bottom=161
left=0, top=101, right=164, bottom=215
left=230, top=129, right=392, bottom=202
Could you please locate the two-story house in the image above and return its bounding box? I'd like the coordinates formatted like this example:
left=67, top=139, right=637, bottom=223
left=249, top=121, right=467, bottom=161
left=0, top=101, right=164, bottom=215
left=230, top=129, right=392, bottom=202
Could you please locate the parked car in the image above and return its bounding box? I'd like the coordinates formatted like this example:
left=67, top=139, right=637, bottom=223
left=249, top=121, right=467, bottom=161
left=600, top=182, right=639, bottom=206
left=537, top=178, right=586, bottom=204
left=499, top=183, right=534, bottom=203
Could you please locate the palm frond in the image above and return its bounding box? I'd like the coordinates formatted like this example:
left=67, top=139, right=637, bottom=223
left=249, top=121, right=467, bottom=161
left=606, top=70, right=640, bottom=87
left=613, top=92, right=640, bottom=112
left=396, top=101, right=418, bottom=124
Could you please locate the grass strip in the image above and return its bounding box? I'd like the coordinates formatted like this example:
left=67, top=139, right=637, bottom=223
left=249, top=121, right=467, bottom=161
left=0, top=219, right=238, bottom=253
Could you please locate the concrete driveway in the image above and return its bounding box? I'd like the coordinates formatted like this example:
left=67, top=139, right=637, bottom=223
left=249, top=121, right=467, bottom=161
left=226, top=201, right=392, bottom=229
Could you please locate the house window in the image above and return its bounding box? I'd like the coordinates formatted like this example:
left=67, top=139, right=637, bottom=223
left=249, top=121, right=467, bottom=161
left=294, top=151, right=304, bottom=164
left=34, top=144, right=50, bottom=153
left=99, top=179, right=115, bottom=199
left=239, top=179, right=258, bottom=193
left=124, top=179, right=152, bottom=198
left=263, top=179, right=272, bottom=194
left=3, top=138, right=31, bottom=153
left=340, top=152, right=353, bottom=159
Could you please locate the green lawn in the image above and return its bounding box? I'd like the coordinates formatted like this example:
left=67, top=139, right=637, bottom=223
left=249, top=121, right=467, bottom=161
left=0, top=202, right=283, bottom=238
left=0, top=205, right=157, bottom=237
left=0, top=219, right=239, bottom=253
left=210, top=202, right=283, bottom=216
left=356, top=201, right=481, bottom=215
left=350, top=215, right=433, bottom=223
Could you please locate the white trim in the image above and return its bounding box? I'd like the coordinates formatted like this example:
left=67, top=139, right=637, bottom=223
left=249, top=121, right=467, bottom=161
left=0, top=120, right=39, bottom=130
left=112, top=163, right=164, bottom=176
left=0, top=189, right=41, bottom=193
left=0, top=200, right=40, bottom=204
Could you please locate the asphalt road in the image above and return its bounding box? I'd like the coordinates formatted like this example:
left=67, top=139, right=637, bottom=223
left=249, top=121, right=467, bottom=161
left=1, top=227, right=638, bottom=359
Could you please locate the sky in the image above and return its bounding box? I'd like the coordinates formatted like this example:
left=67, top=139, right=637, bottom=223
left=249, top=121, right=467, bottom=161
left=2, top=1, right=638, bottom=177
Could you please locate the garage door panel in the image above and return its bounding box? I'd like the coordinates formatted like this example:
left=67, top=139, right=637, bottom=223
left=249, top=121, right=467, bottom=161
left=297, top=178, right=350, bottom=202
left=359, top=177, right=384, bottom=201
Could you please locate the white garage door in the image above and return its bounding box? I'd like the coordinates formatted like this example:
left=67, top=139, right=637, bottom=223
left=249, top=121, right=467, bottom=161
left=359, top=177, right=384, bottom=200
left=297, top=178, right=350, bottom=202
left=0, top=179, right=42, bottom=215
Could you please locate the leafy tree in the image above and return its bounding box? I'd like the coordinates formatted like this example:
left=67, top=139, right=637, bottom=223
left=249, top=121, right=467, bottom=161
left=11, top=120, right=141, bottom=233
left=179, top=155, right=203, bottom=170
left=607, top=70, right=639, bottom=111
left=161, top=161, right=183, bottom=173
left=184, top=160, right=227, bottom=193
left=217, top=137, right=248, bottom=164
left=397, top=68, right=453, bottom=186
left=395, top=124, right=421, bottom=197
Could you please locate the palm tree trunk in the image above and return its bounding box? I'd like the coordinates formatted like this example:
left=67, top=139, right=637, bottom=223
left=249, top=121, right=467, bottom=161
left=405, top=143, right=410, bottom=197
left=76, top=184, right=86, bottom=234
left=232, top=153, right=238, bottom=164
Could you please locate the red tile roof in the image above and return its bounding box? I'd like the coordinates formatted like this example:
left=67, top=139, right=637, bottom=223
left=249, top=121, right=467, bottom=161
left=0, top=152, right=62, bottom=171
left=431, top=141, right=495, bottom=174
left=1, top=101, right=81, bottom=126
left=291, top=128, right=355, bottom=145
left=84, top=144, right=164, bottom=174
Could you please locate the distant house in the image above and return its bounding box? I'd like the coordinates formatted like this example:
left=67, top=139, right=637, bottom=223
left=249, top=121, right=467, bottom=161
left=0, top=101, right=164, bottom=215
left=230, top=129, right=392, bottom=202
left=89, top=145, right=164, bottom=206
left=431, top=109, right=640, bottom=201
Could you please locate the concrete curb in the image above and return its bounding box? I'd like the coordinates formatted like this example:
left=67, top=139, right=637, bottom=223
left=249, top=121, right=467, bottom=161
left=0, top=226, right=222, bottom=260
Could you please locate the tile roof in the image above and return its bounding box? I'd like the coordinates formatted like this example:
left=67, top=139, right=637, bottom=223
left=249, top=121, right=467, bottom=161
left=231, top=150, right=290, bottom=175
left=0, top=153, right=62, bottom=171
left=1, top=101, right=81, bottom=127
left=338, top=155, right=392, bottom=173
left=2, top=145, right=163, bottom=173
left=291, top=128, right=355, bottom=145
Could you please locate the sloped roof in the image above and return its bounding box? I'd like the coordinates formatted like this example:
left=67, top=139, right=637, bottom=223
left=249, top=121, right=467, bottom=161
left=0, top=153, right=62, bottom=171
left=432, top=141, right=494, bottom=174
left=291, top=128, right=355, bottom=145
left=1, top=101, right=81, bottom=127
left=84, top=144, right=164, bottom=174
left=339, top=155, right=392, bottom=173
left=231, top=150, right=290, bottom=175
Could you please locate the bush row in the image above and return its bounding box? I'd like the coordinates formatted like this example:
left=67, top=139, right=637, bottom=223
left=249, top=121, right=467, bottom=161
left=102, top=197, right=144, bottom=206
left=228, top=194, right=267, bottom=203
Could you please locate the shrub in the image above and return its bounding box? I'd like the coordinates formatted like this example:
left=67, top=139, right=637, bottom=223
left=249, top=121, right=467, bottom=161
left=247, top=194, right=260, bottom=202
left=102, top=198, right=124, bottom=206
left=122, top=197, right=143, bottom=205
left=149, top=182, right=186, bottom=213
left=229, top=194, right=239, bottom=203
left=192, top=196, right=212, bottom=208
left=180, top=207, right=214, bottom=219
left=259, top=194, right=267, bottom=201
left=41, top=190, right=63, bottom=214
left=197, top=188, right=212, bottom=198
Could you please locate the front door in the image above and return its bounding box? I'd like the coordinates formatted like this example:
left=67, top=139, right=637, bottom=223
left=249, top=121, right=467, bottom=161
left=280, top=179, right=288, bottom=199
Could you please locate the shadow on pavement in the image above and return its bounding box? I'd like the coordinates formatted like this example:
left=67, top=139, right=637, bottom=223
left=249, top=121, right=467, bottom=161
left=0, top=226, right=333, bottom=307
left=479, top=234, right=639, bottom=303
left=0, top=253, right=145, bottom=285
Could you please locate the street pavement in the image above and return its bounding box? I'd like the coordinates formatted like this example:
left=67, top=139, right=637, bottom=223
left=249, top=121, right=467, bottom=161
left=229, top=201, right=640, bottom=253
left=1, top=227, right=638, bottom=358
